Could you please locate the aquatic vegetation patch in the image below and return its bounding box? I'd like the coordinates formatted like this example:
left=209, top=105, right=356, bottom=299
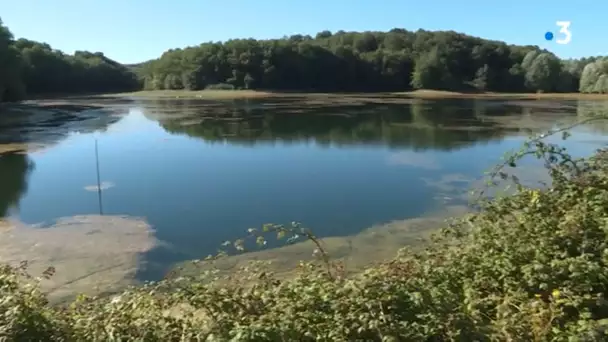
left=0, top=215, right=156, bottom=304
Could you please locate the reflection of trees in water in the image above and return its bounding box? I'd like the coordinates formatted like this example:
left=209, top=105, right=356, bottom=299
left=0, top=153, right=34, bottom=217
left=577, top=100, right=608, bottom=134
left=143, top=98, right=531, bottom=151
left=0, top=105, right=120, bottom=218
left=0, top=104, right=122, bottom=145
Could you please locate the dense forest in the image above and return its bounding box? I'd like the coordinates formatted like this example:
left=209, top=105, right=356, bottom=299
left=138, top=30, right=608, bottom=94
left=0, top=18, right=138, bottom=102
left=2, top=17, right=608, bottom=103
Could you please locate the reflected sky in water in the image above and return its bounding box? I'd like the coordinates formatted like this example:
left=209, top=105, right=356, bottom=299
left=1, top=98, right=607, bottom=279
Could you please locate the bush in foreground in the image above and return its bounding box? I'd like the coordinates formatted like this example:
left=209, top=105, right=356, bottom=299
left=1, top=130, right=608, bottom=341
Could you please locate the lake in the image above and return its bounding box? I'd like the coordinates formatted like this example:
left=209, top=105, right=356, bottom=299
left=2, top=96, right=608, bottom=283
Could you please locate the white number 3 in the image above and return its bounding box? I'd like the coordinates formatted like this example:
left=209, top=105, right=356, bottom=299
left=556, top=21, right=572, bottom=45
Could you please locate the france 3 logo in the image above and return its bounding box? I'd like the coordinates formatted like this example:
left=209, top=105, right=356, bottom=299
left=544, top=21, right=571, bottom=45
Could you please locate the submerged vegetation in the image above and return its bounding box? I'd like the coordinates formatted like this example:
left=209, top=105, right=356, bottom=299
left=1, top=119, right=608, bottom=340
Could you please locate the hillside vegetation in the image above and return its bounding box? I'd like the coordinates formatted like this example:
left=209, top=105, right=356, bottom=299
left=1, top=123, right=607, bottom=340
left=2, top=18, right=608, bottom=103
left=0, top=19, right=138, bottom=102
left=137, top=30, right=608, bottom=94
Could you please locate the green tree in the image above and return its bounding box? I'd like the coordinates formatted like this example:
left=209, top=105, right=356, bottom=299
left=244, top=73, right=255, bottom=89
left=315, top=30, right=332, bottom=39
left=520, top=50, right=540, bottom=70
left=594, top=74, right=608, bottom=93
left=523, top=52, right=561, bottom=92
left=0, top=18, right=25, bottom=102
left=5, top=17, right=602, bottom=98
left=134, top=28, right=604, bottom=94
left=473, top=64, right=490, bottom=91
left=411, top=47, right=451, bottom=90
left=580, top=58, right=608, bottom=93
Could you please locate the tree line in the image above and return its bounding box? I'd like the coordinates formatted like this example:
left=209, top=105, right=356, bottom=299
left=0, top=18, right=138, bottom=102
left=137, top=29, right=608, bottom=94
left=3, top=16, right=608, bottom=103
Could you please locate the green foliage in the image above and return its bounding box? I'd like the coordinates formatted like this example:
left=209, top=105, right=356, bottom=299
left=0, top=17, right=138, bottom=102
left=136, top=28, right=602, bottom=93
left=580, top=58, right=608, bottom=93
left=523, top=52, right=562, bottom=92
left=472, top=64, right=491, bottom=91
left=411, top=47, right=452, bottom=90
left=0, top=18, right=25, bottom=102
left=2, top=118, right=608, bottom=340
left=14, top=41, right=139, bottom=95
left=2, top=15, right=608, bottom=99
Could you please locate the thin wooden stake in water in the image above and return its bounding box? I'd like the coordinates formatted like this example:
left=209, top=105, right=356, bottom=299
left=95, top=139, right=104, bottom=215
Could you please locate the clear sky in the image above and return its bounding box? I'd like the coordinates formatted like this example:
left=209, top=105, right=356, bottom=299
left=1, top=0, right=606, bottom=64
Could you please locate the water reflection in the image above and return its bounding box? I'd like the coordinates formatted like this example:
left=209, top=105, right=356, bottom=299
left=0, top=153, right=34, bottom=217
left=1, top=97, right=607, bottom=283
left=0, top=102, right=123, bottom=146
left=577, top=100, right=608, bottom=135
left=140, top=98, right=585, bottom=151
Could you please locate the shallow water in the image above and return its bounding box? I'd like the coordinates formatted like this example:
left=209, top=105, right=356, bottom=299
left=1, top=97, right=608, bottom=280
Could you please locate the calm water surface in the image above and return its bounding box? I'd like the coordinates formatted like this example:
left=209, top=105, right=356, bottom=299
left=2, top=97, right=608, bottom=279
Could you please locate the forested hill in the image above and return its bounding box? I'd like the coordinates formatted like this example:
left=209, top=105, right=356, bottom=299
left=138, top=29, right=608, bottom=93
left=0, top=18, right=139, bottom=102
left=3, top=17, right=608, bottom=103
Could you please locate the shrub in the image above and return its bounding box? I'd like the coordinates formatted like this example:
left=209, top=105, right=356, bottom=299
left=1, top=122, right=608, bottom=340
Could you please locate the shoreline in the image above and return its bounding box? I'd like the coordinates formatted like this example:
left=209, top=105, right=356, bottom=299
left=101, top=89, right=608, bottom=100
left=170, top=205, right=470, bottom=281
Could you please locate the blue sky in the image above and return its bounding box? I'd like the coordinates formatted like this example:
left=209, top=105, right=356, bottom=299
left=1, top=0, right=606, bottom=64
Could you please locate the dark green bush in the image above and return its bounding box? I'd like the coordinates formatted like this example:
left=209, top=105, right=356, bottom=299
left=1, top=126, right=608, bottom=341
